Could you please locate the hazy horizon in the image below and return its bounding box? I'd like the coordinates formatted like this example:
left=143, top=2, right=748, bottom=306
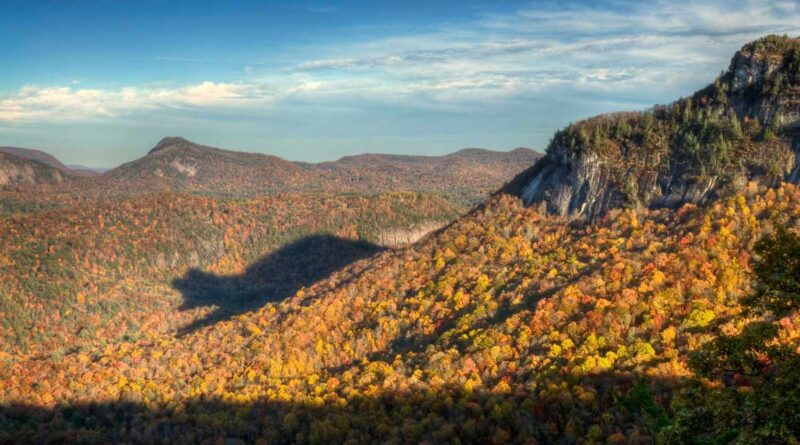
left=2, top=0, right=800, bottom=167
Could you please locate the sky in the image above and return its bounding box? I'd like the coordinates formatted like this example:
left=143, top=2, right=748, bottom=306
left=1, top=0, right=800, bottom=167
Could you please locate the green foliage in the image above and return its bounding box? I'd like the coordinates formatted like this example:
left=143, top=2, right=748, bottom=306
left=746, top=35, right=800, bottom=58
left=665, top=226, right=800, bottom=444
left=622, top=380, right=670, bottom=434
left=744, top=226, right=800, bottom=316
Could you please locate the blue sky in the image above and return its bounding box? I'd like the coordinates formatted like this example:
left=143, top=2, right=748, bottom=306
left=1, top=0, right=799, bottom=167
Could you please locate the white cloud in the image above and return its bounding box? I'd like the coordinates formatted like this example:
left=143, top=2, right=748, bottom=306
left=0, top=81, right=278, bottom=122
left=2, top=0, right=800, bottom=123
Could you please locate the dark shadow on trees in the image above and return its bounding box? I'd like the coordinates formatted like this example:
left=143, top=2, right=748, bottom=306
left=173, top=234, right=385, bottom=335
left=0, top=373, right=679, bottom=445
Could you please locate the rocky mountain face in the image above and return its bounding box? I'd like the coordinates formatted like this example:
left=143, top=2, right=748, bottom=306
left=0, top=146, right=98, bottom=176
left=107, top=137, right=302, bottom=192
left=0, top=151, right=65, bottom=186
left=513, top=35, right=800, bottom=218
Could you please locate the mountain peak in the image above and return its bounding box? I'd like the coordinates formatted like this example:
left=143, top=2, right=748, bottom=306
left=740, top=34, right=800, bottom=57
left=147, top=137, right=199, bottom=155
left=719, top=35, right=800, bottom=126
left=514, top=35, right=800, bottom=218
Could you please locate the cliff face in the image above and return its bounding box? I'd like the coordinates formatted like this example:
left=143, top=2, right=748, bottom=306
left=728, top=43, right=800, bottom=126
left=518, top=35, right=800, bottom=218
left=0, top=152, right=64, bottom=186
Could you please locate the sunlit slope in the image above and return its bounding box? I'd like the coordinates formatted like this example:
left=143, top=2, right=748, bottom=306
left=3, top=183, right=798, bottom=444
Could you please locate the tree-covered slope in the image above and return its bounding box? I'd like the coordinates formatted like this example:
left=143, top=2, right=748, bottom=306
left=0, top=191, right=460, bottom=357
left=0, top=146, right=99, bottom=176
left=0, top=151, right=68, bottom=188
left=2, top=181, right=798, bottom=444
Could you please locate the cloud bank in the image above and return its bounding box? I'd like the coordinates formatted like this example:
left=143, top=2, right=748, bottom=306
left=2, top=0, right=800, bottom=124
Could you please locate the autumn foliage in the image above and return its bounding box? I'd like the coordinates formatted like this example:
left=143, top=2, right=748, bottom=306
left=0, top=190, right=459, bottom=357
left=1, top=180, right=799, bottom=444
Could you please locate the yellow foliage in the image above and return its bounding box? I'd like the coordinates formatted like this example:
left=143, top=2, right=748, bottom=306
left=661, top=326, right=677, bottom=344
left=686, top=309, right=716, bottom=328
left=245, top=322, right=262, bottom=336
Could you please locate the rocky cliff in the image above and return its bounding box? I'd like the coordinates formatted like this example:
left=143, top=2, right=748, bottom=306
left=513, top=35, right=800, bottom=218
left=0, top=146, right=98, bottom=176
left=0, top=151, right=65, bottom=187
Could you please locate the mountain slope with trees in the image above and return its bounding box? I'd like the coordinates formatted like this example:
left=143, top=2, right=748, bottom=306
left=0, top=191, right=460, bottom=357
left=2, top=180, right=798, bottom=444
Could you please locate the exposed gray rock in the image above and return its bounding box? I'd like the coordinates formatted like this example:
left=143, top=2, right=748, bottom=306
left=0, top=152, right=64, bottom=186
left=728, top=45, right=800, bottom=126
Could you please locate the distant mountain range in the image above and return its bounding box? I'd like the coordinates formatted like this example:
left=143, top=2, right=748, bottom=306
left=0, top=137, right=541, bottom=200
left=0, top=147, right=106, bottom=176
left=106, top=136, right=540, bottom=197
left=66, top=164, right=110, bottom=175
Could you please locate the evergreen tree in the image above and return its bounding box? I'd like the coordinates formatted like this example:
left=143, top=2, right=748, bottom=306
left=664, top=227, right=800, bottom=444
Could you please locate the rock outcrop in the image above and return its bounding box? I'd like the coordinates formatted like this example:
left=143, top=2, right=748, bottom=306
left=0, top=146, right=97, bottom=176
left=514, top=35, right=800, bottom=218
left=0, top=152, right=64, bottom=186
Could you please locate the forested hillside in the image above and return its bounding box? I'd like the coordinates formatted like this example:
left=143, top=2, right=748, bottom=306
left=101, top=137, right=541, bottom=203
left=0, top=152, right=67, bottom=187
left=0, top=191, right=459, bottom=357
left=0, top=147, right=98, bottom=176
left=0, top=137, right=540, bottom=208
left=2, top=181, right=798, bottom=444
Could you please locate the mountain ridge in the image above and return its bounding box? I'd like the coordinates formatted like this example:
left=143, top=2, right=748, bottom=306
left=0, top=151, right=67, bottom=187
left=141, top=136, right=538, bottom=166
left=0, top=146, right=102, bottom=178
left=510, top=34, right=800, bottom=218
left=1, top=136, right=541, bottom=202
left=104, top=136, right=542, bottom=198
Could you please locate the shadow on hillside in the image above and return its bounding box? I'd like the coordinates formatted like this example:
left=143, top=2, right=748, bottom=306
left=0, top=374, right=675, bottom=445
left=173, top=234, right=384, bottom=335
